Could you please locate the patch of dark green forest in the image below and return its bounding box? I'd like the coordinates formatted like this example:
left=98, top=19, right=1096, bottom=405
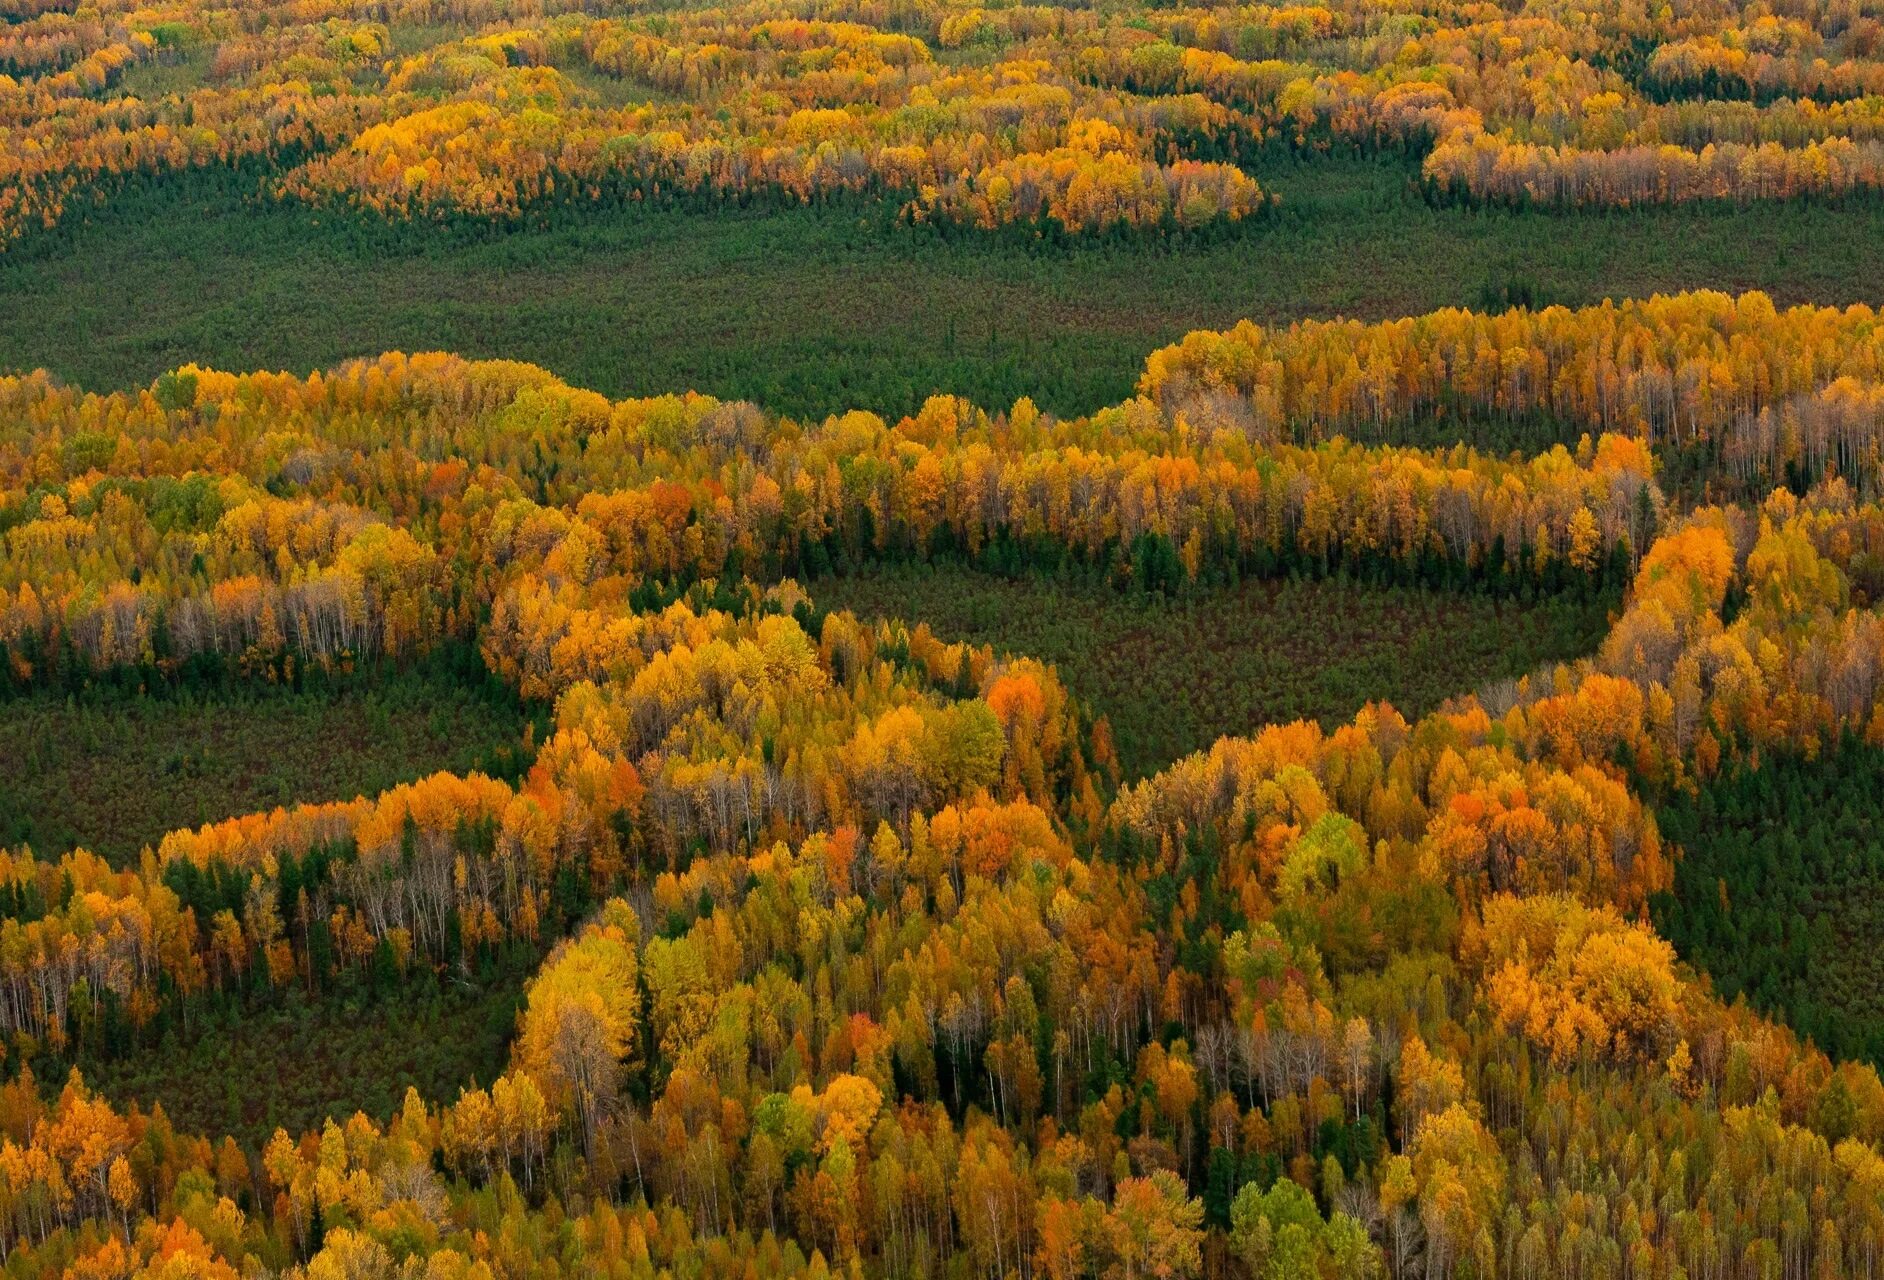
left=811, top=561, right=1617, bottom=779
left=0, top=646, right=541, bottom=864
left=1651, top=735, right=1884, bottom=1068
left=70, top=955, right=534, bottom=1152
left=4, top=156, right=1881, bottom=427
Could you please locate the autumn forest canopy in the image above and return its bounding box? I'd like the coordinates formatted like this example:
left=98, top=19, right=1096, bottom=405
left=9, top=0, right=1884, bottom=411
left=7, top=0, right=1884, bottom=1276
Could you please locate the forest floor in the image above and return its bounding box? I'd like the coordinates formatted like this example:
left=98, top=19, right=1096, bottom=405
left=0, top=663, right=536, bottom=864
left=2, top=157, right=1880, bottom=423
left=812, top=564, right=1618, bottom=778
